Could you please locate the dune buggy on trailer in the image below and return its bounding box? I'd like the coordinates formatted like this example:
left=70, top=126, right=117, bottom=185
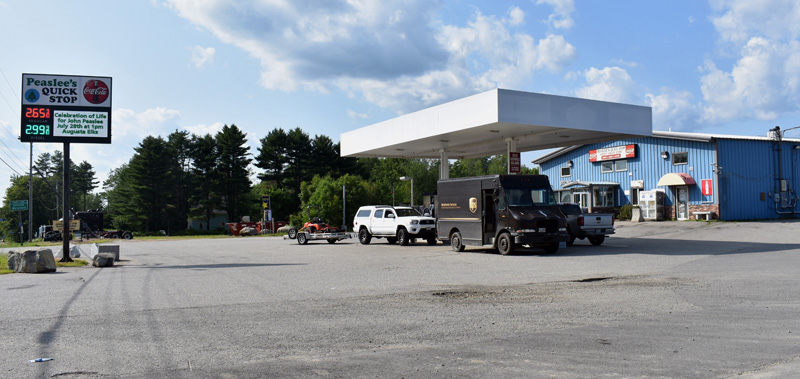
left=287, top=206, right=351, bottom=245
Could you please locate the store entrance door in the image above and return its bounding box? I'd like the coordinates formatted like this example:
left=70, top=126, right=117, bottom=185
left=677, top=186, right=689, bottom=220
left=572, top=192, right=589, bottom=210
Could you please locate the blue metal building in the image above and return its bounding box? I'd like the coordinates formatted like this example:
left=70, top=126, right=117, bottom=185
left=533, top=130, right=800, bottom=221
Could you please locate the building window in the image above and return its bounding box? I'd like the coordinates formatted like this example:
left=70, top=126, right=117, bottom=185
left=601, top=161, right=613, bottom=173
left=672, top=152, right=688, bottom=165
left=615, top=159, right=628, bottom=171
left=561, top=166, right=571, bottom=177
left=593, top=186, right=615, bottom=207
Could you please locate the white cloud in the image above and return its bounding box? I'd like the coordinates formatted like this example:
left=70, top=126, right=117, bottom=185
left=347, top=110, right=368, bottom=119
left=610, top=58, right=639, bottom=68
left=710, top=0, right=800, bottom=44
left=165, top=0, right=577, bottom=114
left=645, top=88, right=700, bottom=131
left=700, top=37, right=800, bottom=123
left=575, top=67, right=638, bottom=104
left=508, top=6, right=525, bottom=26
left=183, top=122, right=226, bottom=136
left=112, top=107, right=181, bottom=139
left=189, top=45, right=215, bottom=69
left=700, top=0, right=800, bottom=123
left=536, top=0, right=575, bottom=30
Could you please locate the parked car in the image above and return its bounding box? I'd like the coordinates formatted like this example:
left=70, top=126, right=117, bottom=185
left=353, top=205, right=437, bottom=246
left=557, top=202, right=615, bottom=246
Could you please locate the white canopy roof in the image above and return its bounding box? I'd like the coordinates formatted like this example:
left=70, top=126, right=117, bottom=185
left=340, top=89, right=652, bottom=159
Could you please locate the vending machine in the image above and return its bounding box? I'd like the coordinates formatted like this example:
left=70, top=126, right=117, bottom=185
left=639, top=190, right=665, bottom=221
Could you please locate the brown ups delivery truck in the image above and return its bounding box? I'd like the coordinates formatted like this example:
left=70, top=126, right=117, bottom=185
left=436, top=175, right=568, bottom=255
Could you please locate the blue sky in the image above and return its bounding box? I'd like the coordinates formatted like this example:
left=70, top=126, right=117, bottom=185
left=1, top=0, right=800, bottom=199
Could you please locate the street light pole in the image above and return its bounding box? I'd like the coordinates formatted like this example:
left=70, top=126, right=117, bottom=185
left=399, top=176, right=413, bottom=208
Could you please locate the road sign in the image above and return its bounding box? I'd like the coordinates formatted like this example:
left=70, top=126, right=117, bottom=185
left=10, top=200, right=28, bottom=211
left=53, top=220, right=80, bottom=231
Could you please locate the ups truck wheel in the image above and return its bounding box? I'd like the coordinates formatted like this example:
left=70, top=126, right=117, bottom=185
left=358, top=228, right=372, bottom=245
left=297, top=233, right=308, bottom=245
left=397, top=228, right=410, bottom=246
left=426, top=237, right=437, bottom=245
left=450, top=232, right=465, bottom=252
left=588, top=235, right=605, bottom=245
left=543, top=242, right=559, bottom=254
left=497, top=233, right=514, bottom=255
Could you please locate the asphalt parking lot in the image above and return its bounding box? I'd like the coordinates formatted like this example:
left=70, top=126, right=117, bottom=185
left=2, top=220, right=800, bottom=378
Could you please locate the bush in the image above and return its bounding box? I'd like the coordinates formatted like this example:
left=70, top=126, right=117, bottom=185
left=617, top=204, right=633, bottom=221
left=289, top=212, right=305, bottom=229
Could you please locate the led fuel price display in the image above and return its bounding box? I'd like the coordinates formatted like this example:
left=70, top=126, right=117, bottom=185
left=21, top=105, right=54, bottom=141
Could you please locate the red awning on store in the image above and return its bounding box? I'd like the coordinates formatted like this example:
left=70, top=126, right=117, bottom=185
left=657, top=172, right=696, bottom=186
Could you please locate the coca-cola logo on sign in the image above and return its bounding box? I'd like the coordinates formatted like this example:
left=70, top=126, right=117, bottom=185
left=83, top=80, right=109, bottom=104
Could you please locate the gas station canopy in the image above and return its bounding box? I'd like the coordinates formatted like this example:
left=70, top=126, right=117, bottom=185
left=340, top=88, right=652, bottom=160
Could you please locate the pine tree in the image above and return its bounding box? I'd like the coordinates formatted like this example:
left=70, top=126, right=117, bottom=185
left=127, top=136, right=175, bottom=232
left=189, top=133, right=220, bottom=231
left=255, top=128, right=289, bottom=187
left=215, top=124, right=252, bottom=222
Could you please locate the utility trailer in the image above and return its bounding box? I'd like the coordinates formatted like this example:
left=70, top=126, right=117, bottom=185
left=293, top=230, right=352, bottom=245
left=286, top=205, right=352, bottom=244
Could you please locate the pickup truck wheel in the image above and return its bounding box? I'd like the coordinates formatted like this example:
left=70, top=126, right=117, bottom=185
left=450, top=232, right=465, bottom=252
left=358, top=228, right=372, bottom=245
left=287, top=228, right=298, bottom=239
left=543, top=242, right=559, bottom=254
left=386, top=237, right=397, bottom=244
left=566, top=228, right=575, bottom=247
left=397, top=228, right=410, bottom=246
left=426, top=237, right=437, bottom=245
left=497, top=233, right=514, bottom=255
left=588, top=235, right=605, bottom=245
left=122, top=232, right=133, bottom=240
left=297, top=233, right=308, bottom=245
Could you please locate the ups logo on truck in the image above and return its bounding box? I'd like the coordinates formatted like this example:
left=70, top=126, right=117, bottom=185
left=469, top=197, right=478, bottom=213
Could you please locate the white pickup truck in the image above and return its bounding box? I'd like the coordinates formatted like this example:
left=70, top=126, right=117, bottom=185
left=557, top=203, right=615, bottom=246
left=353, top=205, right=437, bottom=246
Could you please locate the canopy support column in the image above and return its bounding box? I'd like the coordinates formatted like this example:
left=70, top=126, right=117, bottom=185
left=439, top=149, right=449, bottom=180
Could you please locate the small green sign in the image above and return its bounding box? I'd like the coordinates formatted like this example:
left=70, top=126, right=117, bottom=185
left=10, top=200, right=28, bottom=211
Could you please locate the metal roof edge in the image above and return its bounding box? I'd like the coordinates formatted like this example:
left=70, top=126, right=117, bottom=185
left=534, top=130, right=800, bottom=164
left=531, top=145, right=581, bottom=164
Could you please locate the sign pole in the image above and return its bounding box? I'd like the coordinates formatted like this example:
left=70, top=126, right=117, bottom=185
left=61, top=142, right=72, bottom=262
left=269, top=195, right=274, bottom=233
left=17, top=210, right=23, bottom=246
left=28, top=143, right=33, bottom=242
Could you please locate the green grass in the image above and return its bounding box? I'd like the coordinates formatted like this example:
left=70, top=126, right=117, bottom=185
left=0, top=255, right=11, bottom=275
left=57, top=259, right=88, bottom=267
